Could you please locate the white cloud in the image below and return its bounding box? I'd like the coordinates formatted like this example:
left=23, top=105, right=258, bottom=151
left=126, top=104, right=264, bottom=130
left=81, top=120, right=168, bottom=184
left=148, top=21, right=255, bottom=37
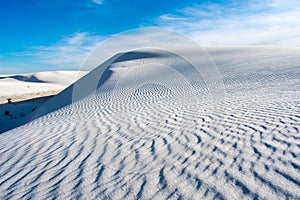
left=92, top=0, right=103, bottom=5
left=62, top=32, right=90, bottom=45
left=154, top=0, right=300, bottom=46
left=159, top=14, right=186, bottom=21
left=23, top=32, right=105, bottom=70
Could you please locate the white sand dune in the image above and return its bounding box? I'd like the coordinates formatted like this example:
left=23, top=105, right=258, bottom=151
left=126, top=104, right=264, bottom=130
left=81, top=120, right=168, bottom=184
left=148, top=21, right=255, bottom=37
left=0, top=47, right=299, bottom=199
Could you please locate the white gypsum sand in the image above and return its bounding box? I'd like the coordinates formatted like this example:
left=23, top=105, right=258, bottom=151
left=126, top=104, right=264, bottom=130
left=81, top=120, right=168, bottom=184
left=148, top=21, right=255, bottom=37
left=0, top=71, right=87, bottom=103
left=0, top=71, right=87, bottom=133
left=0, top=47, right=299, bottom=199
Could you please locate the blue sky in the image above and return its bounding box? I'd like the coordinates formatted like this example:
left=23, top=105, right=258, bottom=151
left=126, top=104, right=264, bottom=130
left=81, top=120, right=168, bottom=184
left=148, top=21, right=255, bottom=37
left=0, top=0, right=299, bottom=73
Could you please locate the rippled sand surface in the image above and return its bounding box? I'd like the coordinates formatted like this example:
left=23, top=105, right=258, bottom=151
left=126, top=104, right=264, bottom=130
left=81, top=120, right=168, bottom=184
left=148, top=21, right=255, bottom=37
left=0, top=47, right=299, bottom=199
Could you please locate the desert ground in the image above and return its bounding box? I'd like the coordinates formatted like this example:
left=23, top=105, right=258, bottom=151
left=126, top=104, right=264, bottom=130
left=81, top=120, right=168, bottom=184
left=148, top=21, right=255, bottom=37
left=0, top=47, right=299, bottom=199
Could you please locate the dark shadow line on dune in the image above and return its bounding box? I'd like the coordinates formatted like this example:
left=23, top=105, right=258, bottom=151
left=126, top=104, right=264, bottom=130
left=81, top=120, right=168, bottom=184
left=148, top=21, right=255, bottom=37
left=0, top=75, right=48, bottom=83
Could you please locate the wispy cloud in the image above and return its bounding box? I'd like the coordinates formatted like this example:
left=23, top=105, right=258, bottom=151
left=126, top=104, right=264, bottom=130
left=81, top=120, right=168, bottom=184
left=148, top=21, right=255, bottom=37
left=154, top=0, right=300, bottom=45
left=92, top=0, right=103, bottom=5
left=159, top=14, right=186, bottom=21
left=20, top=32, right=105, bottom=70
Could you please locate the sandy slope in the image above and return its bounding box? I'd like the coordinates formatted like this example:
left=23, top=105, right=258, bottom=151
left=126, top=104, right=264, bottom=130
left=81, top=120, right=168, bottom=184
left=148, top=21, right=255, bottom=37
left=0, top=47, right=299, bottom=199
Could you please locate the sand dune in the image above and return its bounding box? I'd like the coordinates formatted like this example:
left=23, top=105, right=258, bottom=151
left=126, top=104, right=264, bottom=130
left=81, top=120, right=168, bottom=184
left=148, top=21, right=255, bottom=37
left=0, top=47, right=299, bottom=199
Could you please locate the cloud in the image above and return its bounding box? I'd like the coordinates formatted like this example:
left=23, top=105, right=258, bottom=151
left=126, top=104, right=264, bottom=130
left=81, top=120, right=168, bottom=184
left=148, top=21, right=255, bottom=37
left=154, top=0, right=300, bottom=46
left=20, top=32, right=105, bottom=70
left=92, top=0, right=103, bottom=5
left=159, top=14, right=186, bottom=21
left=62, top=32, right=91, bottom=45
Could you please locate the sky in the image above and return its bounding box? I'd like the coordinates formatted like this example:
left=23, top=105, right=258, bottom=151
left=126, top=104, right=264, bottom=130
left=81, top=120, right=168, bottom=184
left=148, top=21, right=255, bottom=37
left=0, top=0, right=299, bottom=73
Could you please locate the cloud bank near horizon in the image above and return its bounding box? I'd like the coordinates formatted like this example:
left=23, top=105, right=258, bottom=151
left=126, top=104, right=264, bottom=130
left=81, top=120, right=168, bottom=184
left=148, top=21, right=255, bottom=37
left=154, top=0, right=300, bottom=46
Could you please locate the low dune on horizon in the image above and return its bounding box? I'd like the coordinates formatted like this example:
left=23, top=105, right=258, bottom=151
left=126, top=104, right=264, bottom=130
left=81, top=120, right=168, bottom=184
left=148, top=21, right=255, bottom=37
left=0, top=71, right=87, bottom=133
left=0, top=46, right=299, bottom=199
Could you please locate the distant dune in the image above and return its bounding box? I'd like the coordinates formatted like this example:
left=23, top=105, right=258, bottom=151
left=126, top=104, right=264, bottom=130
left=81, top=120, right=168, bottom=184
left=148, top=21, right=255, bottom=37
left=0, top=71, right=87, bottom=133
left=0, top=47, right=299, bottom=199
left=0, top=71, right=87, bottom=103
